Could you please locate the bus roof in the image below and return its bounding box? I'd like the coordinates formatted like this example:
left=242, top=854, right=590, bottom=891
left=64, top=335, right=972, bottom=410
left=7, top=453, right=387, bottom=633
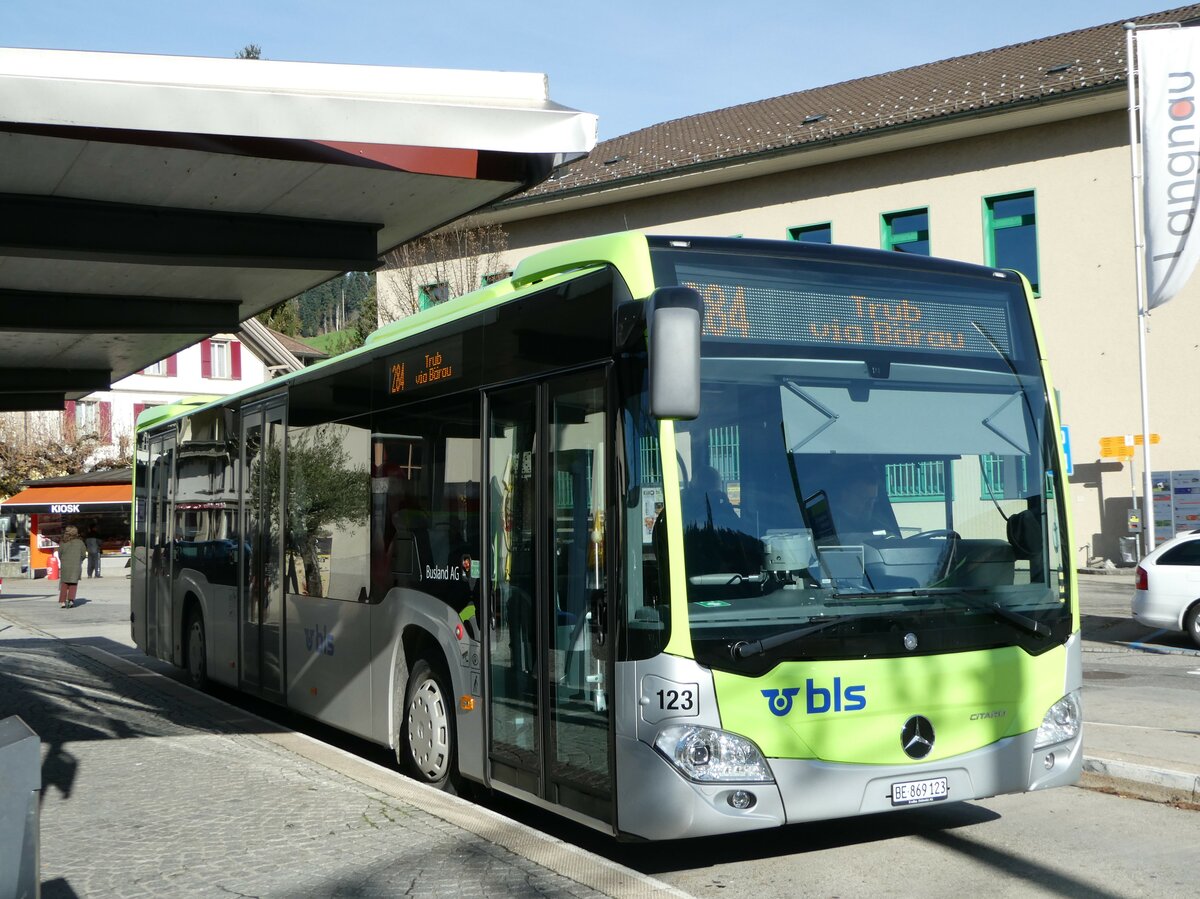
left=135, top=231, right=1035, bottom=433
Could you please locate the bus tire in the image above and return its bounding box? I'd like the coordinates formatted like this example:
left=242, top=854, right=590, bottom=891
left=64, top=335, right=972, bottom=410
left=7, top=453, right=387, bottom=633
left=400, top=656, right=458, bottom=793
left=184, top=607, right=208, bottom=691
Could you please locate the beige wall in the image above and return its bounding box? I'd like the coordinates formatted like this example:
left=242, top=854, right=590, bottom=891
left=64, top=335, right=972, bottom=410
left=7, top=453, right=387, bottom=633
left=385, top=107, right=1200, bottom=564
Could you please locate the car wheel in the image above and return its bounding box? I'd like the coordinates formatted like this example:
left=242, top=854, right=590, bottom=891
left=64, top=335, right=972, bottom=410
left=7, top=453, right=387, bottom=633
left=1185, top=602, right=1200, bottom=650
left=185, top=609, right=208, bottom=690
left=400, top=656, right=458, bottom=793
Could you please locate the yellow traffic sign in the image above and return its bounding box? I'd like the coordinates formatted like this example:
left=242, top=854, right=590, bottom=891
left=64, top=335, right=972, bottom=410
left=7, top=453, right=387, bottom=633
left=1099, top=433, right=1160, bottom=456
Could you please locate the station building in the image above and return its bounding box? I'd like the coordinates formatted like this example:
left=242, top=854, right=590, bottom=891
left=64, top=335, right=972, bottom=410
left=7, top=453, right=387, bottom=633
left=379, top=3, right=1200, bottom=566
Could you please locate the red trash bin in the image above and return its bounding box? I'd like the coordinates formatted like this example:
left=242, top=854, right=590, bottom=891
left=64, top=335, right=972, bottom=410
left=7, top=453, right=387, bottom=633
left=47, top=551, right=60, bottom=581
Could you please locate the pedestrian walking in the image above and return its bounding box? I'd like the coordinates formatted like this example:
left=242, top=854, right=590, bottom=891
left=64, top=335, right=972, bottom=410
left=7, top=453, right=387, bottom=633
left=85, top=526, right=103, bottom=578
left=57, top=526, right=86, bottom=608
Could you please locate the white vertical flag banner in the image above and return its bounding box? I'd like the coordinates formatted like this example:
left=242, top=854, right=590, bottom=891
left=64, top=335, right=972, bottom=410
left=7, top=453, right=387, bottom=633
left=1140, top=28, right=1200, bottom=308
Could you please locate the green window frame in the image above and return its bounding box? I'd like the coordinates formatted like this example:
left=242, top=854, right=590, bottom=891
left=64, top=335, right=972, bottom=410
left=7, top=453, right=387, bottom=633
left=787, top=223, right=832, bottom=244
left=418, top=281, right=449, bottom=311
left=886, top=460, right=946, bottom=503
left=980, top=454, right=1029, bottom=500
left=984, top=190, right=1040, bottom=295
left=881, top=208, right=930, bottom=255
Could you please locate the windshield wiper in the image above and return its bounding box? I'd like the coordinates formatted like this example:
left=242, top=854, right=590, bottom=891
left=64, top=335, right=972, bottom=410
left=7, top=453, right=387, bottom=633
left=731, top=614, right=876, bottom=659
left=935, top=589, right=1052, bottom=637
left=830, top=586, right=1052, bottom=637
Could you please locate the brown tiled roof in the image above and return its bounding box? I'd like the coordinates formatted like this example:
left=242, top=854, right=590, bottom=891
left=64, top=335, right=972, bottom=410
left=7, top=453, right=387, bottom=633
left=269, top=328, right=327, bottom=360
left=511, top=4, right=1200, bottom=204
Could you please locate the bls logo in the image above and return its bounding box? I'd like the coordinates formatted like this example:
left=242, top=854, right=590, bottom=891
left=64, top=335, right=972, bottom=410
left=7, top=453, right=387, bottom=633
left=762, top=678, right=867, bottom=717
left=303, top=624, right=335, bottom=656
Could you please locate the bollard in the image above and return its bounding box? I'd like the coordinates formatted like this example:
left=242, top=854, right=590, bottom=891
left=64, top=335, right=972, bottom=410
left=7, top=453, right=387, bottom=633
left=0, top=715, right=40, bottom=899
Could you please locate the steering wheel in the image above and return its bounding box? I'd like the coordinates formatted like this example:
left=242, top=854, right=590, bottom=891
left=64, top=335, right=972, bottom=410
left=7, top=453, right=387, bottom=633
left=906, top=529, right=961, bottom=541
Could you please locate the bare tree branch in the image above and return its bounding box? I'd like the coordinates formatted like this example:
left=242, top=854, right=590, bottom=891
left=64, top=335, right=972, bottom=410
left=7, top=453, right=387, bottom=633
left=379, top=218, right=509, bottom=323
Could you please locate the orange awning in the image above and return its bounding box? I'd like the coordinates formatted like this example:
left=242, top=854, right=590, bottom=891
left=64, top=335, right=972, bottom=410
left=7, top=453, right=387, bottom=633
left=0, top=483, right=131, bottom=514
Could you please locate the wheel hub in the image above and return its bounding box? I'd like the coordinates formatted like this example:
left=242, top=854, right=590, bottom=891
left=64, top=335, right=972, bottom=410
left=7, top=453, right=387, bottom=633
left=407, top=679, right=450, bottom=780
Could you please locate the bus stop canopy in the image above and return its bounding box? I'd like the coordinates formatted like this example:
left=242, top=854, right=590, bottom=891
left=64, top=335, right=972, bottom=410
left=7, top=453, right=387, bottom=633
left=0, top=48, right=597, bottom=412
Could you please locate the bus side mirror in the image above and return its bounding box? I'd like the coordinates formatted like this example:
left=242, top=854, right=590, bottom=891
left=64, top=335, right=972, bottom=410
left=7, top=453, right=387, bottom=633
left=647, top=286, right=702, bottom=420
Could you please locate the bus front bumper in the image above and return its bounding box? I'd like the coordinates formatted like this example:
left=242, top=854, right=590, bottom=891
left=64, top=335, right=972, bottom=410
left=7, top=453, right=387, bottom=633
left=769, top=726, right=1082, bottom=824
left=616, top=727, right=1081, bottom=839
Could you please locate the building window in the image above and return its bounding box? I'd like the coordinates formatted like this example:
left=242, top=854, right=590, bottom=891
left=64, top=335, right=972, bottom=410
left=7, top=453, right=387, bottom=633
left=882, top=208, right=930, bottom=255
left=482, top=271, right=513, bottom=286
left=76, top=401, right=99, bottom=436
left=142, top=354, right=176, bottom=377
left=64, top=400, right=112, bottom=443
left=418, top=282, right=450, bottom=310
left=200, top=338, right=242, bottom=380
left=886, top=460, right=946, bottom=502
left=787, top=223, right=832, bottom=244
left=980, top=454, right=1029, bottom=500
left=985, top=191, right=1040, bottom=294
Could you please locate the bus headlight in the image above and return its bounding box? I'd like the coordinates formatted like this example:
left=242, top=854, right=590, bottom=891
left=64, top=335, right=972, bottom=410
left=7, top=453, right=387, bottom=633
left=653, top=725, right=774, bottom=783
left=1034, top=691, right=1081, bottom=749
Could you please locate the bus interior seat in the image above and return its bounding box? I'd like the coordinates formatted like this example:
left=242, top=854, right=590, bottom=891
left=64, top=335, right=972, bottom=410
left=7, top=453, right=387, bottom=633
left=391, top=506, right=432, bottom=579
left=947, top=539, right=1016, bottom=586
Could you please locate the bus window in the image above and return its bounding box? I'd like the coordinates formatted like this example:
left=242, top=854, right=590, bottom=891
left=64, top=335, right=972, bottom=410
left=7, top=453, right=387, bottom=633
left=372, top=398, right=481, bottom=613
left=285, top=422, right=371, bottom=601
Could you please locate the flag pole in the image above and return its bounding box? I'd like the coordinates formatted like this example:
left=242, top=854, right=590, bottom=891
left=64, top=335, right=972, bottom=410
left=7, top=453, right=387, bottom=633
left=1125, top=22, right=1157, bottom=557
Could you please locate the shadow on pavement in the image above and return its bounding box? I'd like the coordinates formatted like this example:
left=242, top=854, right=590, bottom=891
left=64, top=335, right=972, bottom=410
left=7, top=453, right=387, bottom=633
left=0, top=634, right=289, bottom=810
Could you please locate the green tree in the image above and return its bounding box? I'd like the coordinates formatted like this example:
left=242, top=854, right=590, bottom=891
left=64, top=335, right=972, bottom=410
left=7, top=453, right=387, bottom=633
left=352, top=283, right=379, bottom=347
left=235, top=44, right=262, bottom=59
left=256, top=298, right=302, bottom=336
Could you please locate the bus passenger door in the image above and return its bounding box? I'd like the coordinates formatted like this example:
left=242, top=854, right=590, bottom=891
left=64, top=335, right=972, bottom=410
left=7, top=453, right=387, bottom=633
left=145, top=431, right=176, bottom=660
left=486, top=369, right=613, bottom=826
left=239, top=399, right=287, bottom=701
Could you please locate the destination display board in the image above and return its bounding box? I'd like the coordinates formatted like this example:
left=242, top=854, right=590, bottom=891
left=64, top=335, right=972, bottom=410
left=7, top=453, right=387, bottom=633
left=385, top=335, right=463, bottom=397
left=668, top=260, right=1019, bottom=359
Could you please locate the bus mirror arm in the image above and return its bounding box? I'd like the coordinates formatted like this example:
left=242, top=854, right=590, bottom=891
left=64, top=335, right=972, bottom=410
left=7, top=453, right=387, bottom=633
left=647, top=286, right=702, bottom=420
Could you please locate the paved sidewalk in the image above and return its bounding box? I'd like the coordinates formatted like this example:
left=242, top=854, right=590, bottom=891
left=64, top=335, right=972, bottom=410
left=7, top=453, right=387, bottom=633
left=1, top=561, right=1196, bottom=897
left=0, top=563, right=686, bottom=899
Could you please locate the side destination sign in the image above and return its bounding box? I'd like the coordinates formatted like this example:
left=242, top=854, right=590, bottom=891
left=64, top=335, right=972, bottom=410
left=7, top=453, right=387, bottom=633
left=387, top=335, right=463, bottom=396
left=679, top=277, right=1015, bottom=358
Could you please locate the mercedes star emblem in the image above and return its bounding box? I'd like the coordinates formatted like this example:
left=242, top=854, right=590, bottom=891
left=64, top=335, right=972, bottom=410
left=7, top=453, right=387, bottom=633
left=901, top=715, right=935, bottom=759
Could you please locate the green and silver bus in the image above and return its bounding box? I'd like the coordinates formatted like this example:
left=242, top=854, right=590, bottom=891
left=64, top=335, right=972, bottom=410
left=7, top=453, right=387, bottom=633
left=132, top=233, right=1081, bottom=840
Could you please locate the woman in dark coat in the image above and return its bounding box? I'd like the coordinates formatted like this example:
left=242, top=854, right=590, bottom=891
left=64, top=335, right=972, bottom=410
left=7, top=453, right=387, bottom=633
left=58, top=525, right=86, bottom=608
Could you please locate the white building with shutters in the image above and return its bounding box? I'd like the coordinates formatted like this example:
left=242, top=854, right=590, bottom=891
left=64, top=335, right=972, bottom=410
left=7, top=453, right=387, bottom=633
left=46, top=328, right=299, bottom=465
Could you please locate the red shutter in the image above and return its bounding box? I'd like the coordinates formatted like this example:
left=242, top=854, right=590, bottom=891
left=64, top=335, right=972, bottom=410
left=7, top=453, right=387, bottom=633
left=230, top=341, right=242, bottom=380
left=166, top=354, right=177, bottom=377
left=99, top=401, right=112, bottom=443
left=133, top=402, right=146, bottom=422
left=200, top=340, right=212, bottom=378
left=64, top=401, right=76, bottom=442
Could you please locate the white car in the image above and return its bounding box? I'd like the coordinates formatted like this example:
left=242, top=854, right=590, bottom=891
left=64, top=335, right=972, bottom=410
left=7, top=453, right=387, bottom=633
left=1132, top=530, right=1200, bottom=649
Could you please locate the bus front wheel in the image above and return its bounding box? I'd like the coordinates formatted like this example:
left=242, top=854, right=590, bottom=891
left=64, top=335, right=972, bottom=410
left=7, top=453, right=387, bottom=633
left=401, top=656, right=458, bottom=793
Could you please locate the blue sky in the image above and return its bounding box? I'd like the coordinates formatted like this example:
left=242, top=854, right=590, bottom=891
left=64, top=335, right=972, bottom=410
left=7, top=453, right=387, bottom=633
left=0, top=1, right=1188, bottom=139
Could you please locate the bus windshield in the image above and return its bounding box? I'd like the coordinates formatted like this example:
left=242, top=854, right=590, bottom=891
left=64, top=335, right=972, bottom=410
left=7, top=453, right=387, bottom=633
left=649, top=243, right=1071, bottom=672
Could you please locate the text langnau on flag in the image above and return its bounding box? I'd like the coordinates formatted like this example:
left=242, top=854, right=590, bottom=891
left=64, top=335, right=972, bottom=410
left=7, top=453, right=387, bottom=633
left=1140, top=27, right=1200, bottom=309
